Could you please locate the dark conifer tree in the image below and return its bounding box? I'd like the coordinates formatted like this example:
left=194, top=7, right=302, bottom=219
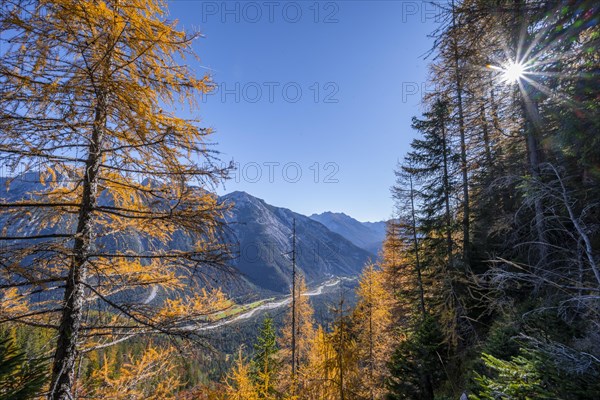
left=252, top=316, right=280, bottom=399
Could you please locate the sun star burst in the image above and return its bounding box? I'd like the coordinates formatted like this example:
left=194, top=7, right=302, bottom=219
left=502, top=61, right=526, bottom=84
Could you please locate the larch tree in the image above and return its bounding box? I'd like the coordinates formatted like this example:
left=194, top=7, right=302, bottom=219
left=392, top=163, right=427, bottom=318
left=328, top=295, right=359, bottom=400
left=0, top=0, right=233, bottom=399
left=379, top=219, right=410, bottom=303
left=301, top=326, right=337, bottom=400
left=301, top=316, right=360, bottom=400
left=352, top=263, right=393, bottom=400
left=379, top=221, right=403, bottom=288
left=299, top=291, right=360, bottom=400
left=226, top=349, right=259, bottom=400
left=84, top=345, right=181, bottom=400
left=277, top=275, right=315, bottom=397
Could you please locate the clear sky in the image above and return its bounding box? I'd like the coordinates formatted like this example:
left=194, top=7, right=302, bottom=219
left=168, top=0, right=440, bottom=222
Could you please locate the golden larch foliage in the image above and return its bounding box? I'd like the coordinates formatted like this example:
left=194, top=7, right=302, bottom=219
left=277, top=276, right=316, bottom=396
left=353, top=263, right=395, bottom=399
left=84, top=345, right=181, bottom=400
left=225, top=349, right=259, bottom=400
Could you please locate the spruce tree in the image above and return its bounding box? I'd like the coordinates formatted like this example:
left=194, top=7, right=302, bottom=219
left=404, top=98, right=466, bottom=344
left=252, top=316, right=279, bottom=399
left=405, top=98, right=456, bottom=265
left=386, top=315, right=448, bottom=400
left=0, top=335, right=47, bottom=400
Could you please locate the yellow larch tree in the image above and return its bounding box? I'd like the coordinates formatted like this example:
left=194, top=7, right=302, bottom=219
left=379, top=220, right=427, bottom=328
left=301, top=326, right=337, bottom=399
left=0, top=0, right=233, bottom=399
left=83, top=345, right=181, bottom=400
left=225, top=349, right=259, bottom=400
left=277, top=276, right=315, bottom=398
left=301, top=293, right=360, bottom=400
left=379, top=220, right=406, bottom=296
left=353, top=263, right=394, bottom=399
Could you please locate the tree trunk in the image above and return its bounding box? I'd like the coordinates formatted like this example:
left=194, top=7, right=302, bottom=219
left=524, top=98, right=548, bottom=267
left=49, top=93, right=106, bottom=400
left=480, top=103, right=494, bottom=169
left=409, top=173, right=427, bottom=318
left=528, top=136, right=548, bottom=268
left=451, top=0, right=470, bottom=266
left=510, top=0, right=548, bottom=269
left=440, top=110, right=453, bottom=261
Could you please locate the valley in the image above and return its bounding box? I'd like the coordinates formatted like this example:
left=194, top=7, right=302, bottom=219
left=197, top=276, right=354, bottom=331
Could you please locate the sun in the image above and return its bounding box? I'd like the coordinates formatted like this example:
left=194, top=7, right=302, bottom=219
left=501, top=61, right=526, bottom=84
left=486, top=61, right=529, bottom=85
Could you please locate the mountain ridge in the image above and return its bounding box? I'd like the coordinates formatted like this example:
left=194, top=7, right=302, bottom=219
left=309, top=211, right=386, bottom=255
left=221, top=191, right=374, bottom=293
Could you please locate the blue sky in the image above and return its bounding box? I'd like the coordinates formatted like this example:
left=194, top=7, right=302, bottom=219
left=168, top=1, right=439, bottom=221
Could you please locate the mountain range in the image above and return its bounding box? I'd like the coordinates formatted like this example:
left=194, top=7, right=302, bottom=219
left=309, top=211, right=386, bottom=255
left=0, top=174, right=385, bottom=296
left=222, top=191, right=381, bottom=294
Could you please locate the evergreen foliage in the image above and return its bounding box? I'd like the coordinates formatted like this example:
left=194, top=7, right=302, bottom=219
left=251, top=316, right=279, bottom=399
left=386, top=315, right=449, bottom=400
left=0, top=335, right=48, bottom=400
